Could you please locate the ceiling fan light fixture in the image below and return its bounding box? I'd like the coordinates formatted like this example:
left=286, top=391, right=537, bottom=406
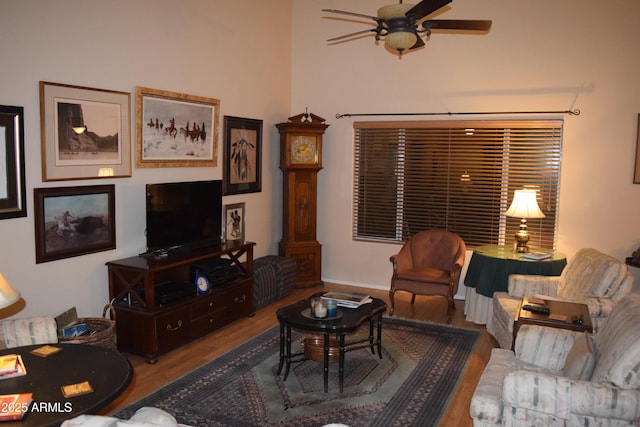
left=385, top=31, right=417, bottom=52
left=377, top=3, right=415, bottom=20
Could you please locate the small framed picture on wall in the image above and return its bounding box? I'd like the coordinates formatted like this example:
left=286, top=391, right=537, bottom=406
left=223, top=202, right=245, bottom=243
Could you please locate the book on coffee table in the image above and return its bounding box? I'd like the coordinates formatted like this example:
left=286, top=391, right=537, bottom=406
left=322, top=292, right=372, bottom=308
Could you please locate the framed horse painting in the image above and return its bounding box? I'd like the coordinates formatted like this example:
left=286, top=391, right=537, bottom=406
left=135, top=87, right=220, bottom=168
left=33, top=185, right=116, bottom=263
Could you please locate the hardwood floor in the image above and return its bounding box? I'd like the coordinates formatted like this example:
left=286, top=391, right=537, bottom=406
left=101, top=283, right=498, bottom=426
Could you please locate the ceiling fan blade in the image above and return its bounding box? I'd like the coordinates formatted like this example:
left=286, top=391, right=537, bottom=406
left=427, top=19, right=492, bottom=31
left=322, top=9, right=378, bottom=21
left=327, top=29, right=376, bottom=42
left=405, top=0, right=452, bottom=20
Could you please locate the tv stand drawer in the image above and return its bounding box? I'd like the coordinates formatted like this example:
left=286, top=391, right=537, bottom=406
left=156, top=307, right=191, bottom=353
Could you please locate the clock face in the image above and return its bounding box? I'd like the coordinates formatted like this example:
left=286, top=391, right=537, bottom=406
left=291, top=136, right=317, bottom=164
left=195, top=275, right=210, bottom=294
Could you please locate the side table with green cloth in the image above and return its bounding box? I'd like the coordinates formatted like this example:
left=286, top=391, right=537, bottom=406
left=463, top=245, right=566, bottom=324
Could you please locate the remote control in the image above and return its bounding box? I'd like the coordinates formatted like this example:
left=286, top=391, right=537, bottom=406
left=522, top=304, right=550, bottom=314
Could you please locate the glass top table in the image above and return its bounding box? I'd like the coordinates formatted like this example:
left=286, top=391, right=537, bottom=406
left=463, top=245, right=567, bottom=324
left=465, top=245, right=567, bottom=298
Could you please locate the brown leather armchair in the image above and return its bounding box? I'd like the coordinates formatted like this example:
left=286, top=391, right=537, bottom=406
left=389, top=230, right=466, bottom=322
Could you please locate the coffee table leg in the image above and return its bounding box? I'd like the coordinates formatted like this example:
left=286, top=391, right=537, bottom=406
left=368, top=319, right=375, bottom=354
left=277, top=322, right=285, bottom=375
left=376, top=315, right=383, bottom=359
left=283, top=325, right=292, bottom=381
left=323, top=334, right=329, bottom=392
left=339, top=333, right=346, bottom=393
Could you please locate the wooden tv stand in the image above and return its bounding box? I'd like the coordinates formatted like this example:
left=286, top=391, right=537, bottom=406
left=106, top=241, right=255, bottom=363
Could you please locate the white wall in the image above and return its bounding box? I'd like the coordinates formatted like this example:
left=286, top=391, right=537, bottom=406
left=2, top=0, right=640, bottom=320
left=0, top=0, right=292, bottom=317
left=292, top=0, right=640, bottom=290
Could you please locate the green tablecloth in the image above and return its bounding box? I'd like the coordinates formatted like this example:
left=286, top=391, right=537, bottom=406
left=464, top=245, right=567, bottom=297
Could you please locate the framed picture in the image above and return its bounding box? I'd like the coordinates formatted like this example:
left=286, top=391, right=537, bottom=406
left=39, top=81, right=131, bottom=181
left=0, top=105, right=26, bottom=219
left=223, top=116, right=262, bottom=195
left=136, top=87, right=220, bottom=168
left=634, top=114, right=640, bottom=184
left=34, top=185, right=116, bottom=263
left=223, top=202, right=245, bottom=243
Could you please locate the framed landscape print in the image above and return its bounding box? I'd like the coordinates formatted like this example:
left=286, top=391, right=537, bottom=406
left=223, top=116, right=262, bottom=195
left=136, top=87, right=220, bottom=168
left=34, top=185, right=116, bottom=263
left=0, top=105, right=26, bottom=219
left=39, top=81, right=131, bottom=181
left=223, top=202, right=245, bottom=243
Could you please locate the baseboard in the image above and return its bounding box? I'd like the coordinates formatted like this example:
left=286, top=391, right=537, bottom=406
left=321, top=277, right=466, bottom=300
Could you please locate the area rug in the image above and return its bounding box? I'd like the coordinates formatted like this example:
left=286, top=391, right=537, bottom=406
left=115, top=317, right=480, bottom=426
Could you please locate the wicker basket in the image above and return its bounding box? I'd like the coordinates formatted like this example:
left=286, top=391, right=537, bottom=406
left=58, top=304, right=116, bottom=350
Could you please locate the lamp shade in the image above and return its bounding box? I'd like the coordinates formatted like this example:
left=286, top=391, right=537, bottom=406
left=0, top=274, right=21, bottom=309
left=506, top=189, right=545, bottom=219
left=385, top=31, right=417, bottom=51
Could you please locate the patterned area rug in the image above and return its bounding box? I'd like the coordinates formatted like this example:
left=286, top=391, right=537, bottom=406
left=115, top=317, right=480, bottom=426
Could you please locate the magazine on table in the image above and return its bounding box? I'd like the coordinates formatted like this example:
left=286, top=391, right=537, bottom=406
left=522, top=251, right=551, bottom=260
left=322, top=291, right=372, bottom=308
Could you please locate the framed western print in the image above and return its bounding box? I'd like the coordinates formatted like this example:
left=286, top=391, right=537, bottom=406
left=39, top=81, right=131, bottom=181
left=34, top=185, right=116, bottom=263
left=0, top=105, right=26, bottom=219
left=136, top=86, right=220, bottom=168
left=223, top=116, right=262, bottom=195
left=223, top=202, right=245, bottom=243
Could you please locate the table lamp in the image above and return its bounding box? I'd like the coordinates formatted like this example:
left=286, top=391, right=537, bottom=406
left=0, top=274, right=21, bottom=309
left=505, top=189, right=545, bottom=253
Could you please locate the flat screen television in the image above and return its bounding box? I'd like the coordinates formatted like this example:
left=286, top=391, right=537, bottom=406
left=145, top=180, right=222, bottom=254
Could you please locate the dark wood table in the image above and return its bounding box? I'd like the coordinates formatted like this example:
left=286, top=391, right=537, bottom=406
left=513, top=297, right=592, bottom=349
left=0, top=343, right=132, bottom=426
left=276, top=293, right=387, bottom=393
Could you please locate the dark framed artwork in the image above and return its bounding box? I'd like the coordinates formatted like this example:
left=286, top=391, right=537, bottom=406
left=223, top=202, right=245, bottom=243
left=34, top=185, right=116, bottom=263
left=0, top=105, right=26, bottom=219
left=223, top=116, right=262, bottom=195
left=136, top=86, right=220, bottom=168
left=634, top=114, right=640, bottom=184
left=39, top=81, right=131, bottom=181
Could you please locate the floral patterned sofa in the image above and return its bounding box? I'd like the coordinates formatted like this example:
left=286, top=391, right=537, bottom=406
left=487, top=248, right=634, bottom=349
left=470, top=293, right=640, bottom=426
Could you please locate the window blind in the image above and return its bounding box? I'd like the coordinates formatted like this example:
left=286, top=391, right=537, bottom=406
left=353, top=120, right=563, bottom=249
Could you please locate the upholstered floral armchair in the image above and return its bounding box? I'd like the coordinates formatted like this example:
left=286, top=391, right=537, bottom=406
left=471, top=293, right=640, bottom=426
left=488, top=248, right=634, bottom=349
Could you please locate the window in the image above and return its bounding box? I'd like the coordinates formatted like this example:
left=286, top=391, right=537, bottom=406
left=353, top=120, right=563, bottom=249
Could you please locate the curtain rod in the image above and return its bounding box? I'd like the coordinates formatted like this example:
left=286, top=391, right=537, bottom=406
left=334, top=109, right=581, bottom=119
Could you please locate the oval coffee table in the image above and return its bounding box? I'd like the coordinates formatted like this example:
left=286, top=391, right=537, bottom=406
left=276, top=292, right=387, bottom=393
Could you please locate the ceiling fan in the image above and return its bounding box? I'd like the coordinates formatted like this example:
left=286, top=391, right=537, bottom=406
left=322, top=0, right=492, bottom=55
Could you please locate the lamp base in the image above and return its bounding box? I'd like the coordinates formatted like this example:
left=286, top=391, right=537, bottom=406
left=514, top=219, right=530, bottom=253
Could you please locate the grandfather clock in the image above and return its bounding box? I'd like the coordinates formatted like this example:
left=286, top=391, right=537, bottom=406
left=276, top=112, right=329, bottom=288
